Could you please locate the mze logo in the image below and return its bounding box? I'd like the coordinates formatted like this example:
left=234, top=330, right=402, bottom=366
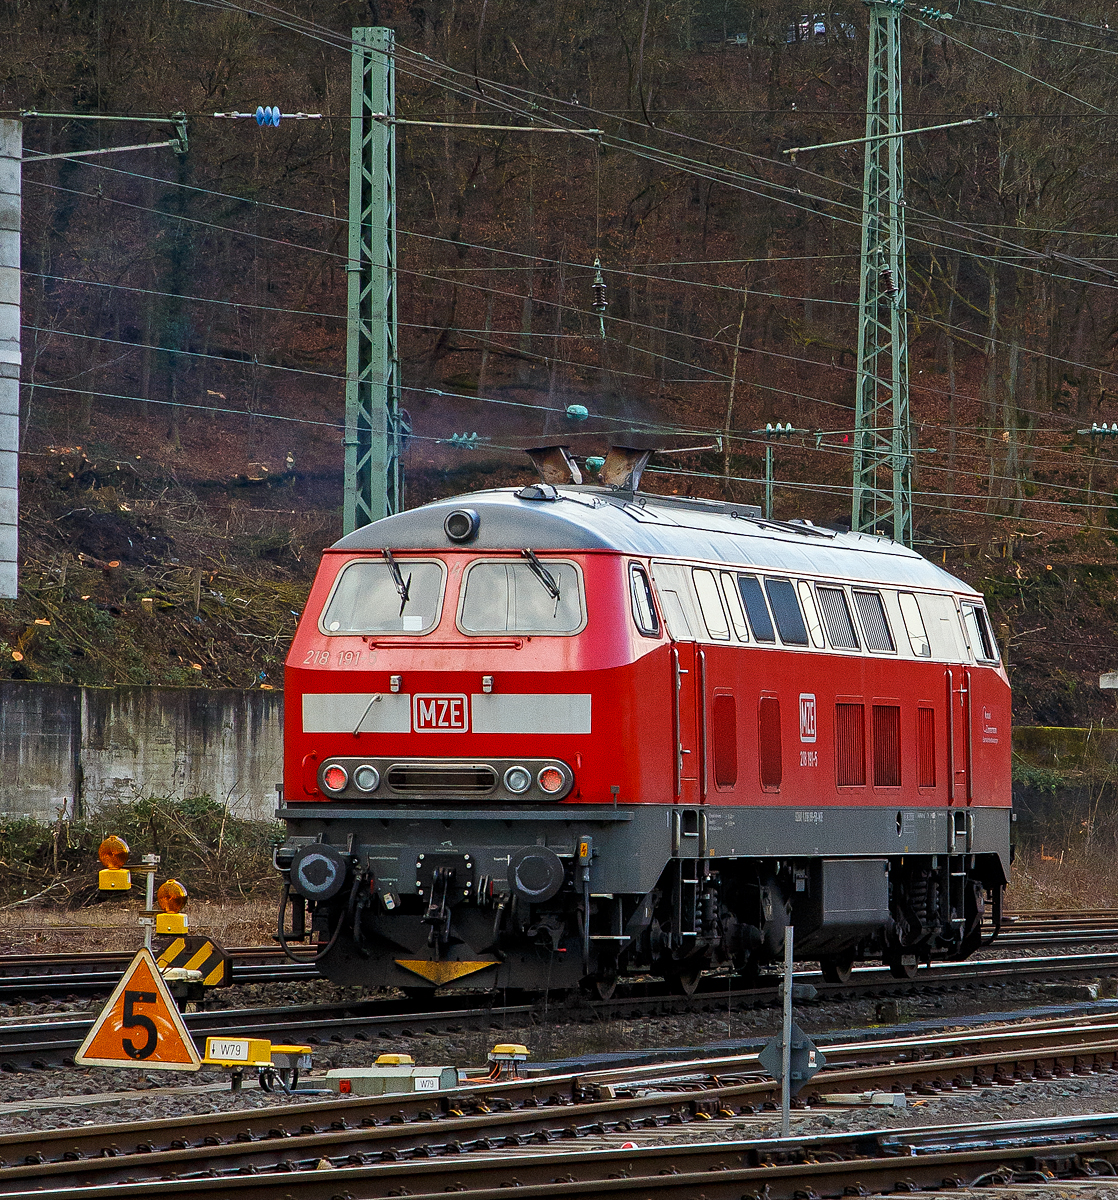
left=799, top=693, right=817, bottom=743
left=413, top=694, right=468, bottom=732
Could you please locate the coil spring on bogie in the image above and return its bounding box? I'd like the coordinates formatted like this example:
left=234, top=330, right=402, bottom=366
left=909, top=875, right=930, bottom=926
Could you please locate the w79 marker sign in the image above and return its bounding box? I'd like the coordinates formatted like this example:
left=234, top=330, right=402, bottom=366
left=75, top=947, right=202, bottom=1071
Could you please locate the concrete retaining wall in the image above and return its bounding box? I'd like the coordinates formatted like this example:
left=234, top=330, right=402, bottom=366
left=0, top=695, right=1110, bottom=838
left=0, top=681, right=283, bottom=822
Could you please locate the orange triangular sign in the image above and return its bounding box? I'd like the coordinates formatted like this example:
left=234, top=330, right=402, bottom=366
left=75, top=947, right=202, bottom=1071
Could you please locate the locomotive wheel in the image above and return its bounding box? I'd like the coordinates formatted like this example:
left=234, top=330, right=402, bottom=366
left=886, top=955, right=919, bottom=980
left=819, top=954, right=855, bottom=985
left=667, top=963, right=705, bottom=997
left=593, top=976, right=618, bottom=1001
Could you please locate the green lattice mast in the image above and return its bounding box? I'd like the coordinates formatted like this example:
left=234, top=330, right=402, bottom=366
left=344, top=27, right=402, bottom=533
left=851, top=0, right=911, bottom=545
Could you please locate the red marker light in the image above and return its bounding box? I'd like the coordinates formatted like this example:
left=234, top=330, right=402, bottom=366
left=322, top=765, right=348, bottom=792
left=538, top=767, right=564, bottom=794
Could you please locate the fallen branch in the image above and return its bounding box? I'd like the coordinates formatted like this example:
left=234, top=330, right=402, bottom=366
left=0, top=881, right=65, bottom=910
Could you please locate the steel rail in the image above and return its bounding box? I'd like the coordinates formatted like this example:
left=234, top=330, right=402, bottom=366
left=6, top=1107, right=1118, bottom=1198
left=4, top=1022, right=1118, bottom=1190
left=3, top=949, right=1118, bottom=1069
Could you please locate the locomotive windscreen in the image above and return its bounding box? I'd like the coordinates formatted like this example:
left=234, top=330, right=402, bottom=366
left=321, top=559, right=445, bottom=633
left=459, top=560, right=585, bottom=633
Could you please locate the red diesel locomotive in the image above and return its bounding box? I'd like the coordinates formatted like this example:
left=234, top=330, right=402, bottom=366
left=275, top=445, right=1012, bottom=994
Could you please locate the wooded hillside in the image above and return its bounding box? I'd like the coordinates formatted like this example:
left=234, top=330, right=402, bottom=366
left=1, top=0, right=1117, bottom=725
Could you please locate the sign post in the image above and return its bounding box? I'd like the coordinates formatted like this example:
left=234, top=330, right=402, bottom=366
left=75, top=948, right=201, bottom=1072
left=780, top=927, right=794, bottom=1136
left=758, top=926, right=825, bottom=1135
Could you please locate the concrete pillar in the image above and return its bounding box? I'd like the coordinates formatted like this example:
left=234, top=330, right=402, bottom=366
left=0, top=121, right=18, bottom=598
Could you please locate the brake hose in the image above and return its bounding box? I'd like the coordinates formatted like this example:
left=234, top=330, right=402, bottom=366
left=277, top=881, right=346, bottom=964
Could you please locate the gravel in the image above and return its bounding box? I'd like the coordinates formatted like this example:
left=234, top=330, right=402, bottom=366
left=1, top=967, right=1117, bottom=1139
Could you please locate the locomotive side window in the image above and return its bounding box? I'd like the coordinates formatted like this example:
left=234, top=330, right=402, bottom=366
left=758, top=696, right=782, bottom=791
left=629, top=565, right=660, bottom=637
left=765, top=578, right=809, bottom=646
left=797, top=581, right=827, bottom=648
left=459, top=560, right=585, bottom=634
left=835, top=702, right=866, bottom=786
left=898, top=592, right=931, bottom=657
left=872, top=704, right=902, bottom=787
left=962, top=603, right=1000, bottom=663
left=853, top=590, right=896, bottom=653
left=719, top=572, right=750, bottom=641
left=693, top=569, right=731, bottom=640
left=320, top=558, right=446, bottom=635
left=817, top=586, right=860, bottom=649
left=737, top=575, right=776, bottom=642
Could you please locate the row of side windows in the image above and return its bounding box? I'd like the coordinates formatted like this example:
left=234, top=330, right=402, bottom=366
left=721, top=696, right=940, bottom=794
left=646, top=560, right=999, bottom=664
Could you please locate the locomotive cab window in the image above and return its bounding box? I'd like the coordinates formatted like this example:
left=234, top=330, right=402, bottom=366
left=459, top=559, right=585, bottom=634
left=853, top=589, right=896, bottom=653
left=962, top=603, right=1000, bottom=663
left=797, top=581, right=827, bottom=648
left=817, top=585, right=860, bottom=649
left=320, top=557, right=446, bottom=635
left=629, top=565, right=660, bottom=637
left=650, top=561, right=703, bottom=641
left=737, top=575, right=776, bottom=642
left=765, top=578, right=809, bottom=646
left=720, top=572, right=750, bottom=641
left=898, top=592, right=931, bottom=657
left=693, top=569, right=731, bottom=640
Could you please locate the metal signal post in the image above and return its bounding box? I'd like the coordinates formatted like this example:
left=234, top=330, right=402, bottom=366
left=851, top=0, right=911, bottom=546
left=345, top=27, right=403, bottom=534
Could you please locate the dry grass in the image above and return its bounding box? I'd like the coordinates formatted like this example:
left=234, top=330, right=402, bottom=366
left=0, top=899, right=276, bottom=955
left=1005, top=847, right=1118, bottom=913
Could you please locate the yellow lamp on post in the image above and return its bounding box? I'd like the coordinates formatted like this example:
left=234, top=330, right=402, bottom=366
left=97, top=835, right=131, bottom=891
left=155, top=879, right=189, bottom=935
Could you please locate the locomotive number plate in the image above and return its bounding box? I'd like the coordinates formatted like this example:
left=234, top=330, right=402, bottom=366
left=413, top=694, right=469, bottom=732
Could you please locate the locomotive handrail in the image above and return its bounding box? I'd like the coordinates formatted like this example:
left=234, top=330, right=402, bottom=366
left=964, top=666, right=974, bottom=805
left=945, top=667, right=955, bottom=803
left=671, top=647, right=682, bottom=797
left=698, top=648, right=708, bottom=803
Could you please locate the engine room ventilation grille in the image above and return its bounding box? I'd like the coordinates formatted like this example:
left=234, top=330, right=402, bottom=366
left=385, top=764, right=498, bottom=796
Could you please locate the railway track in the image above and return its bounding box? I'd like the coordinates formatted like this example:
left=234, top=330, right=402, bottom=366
left=995, top=909, right=1118, bottom=946
left=1, top=910, right=1115, bottom=1002
left=0, top=945, right=319, bottom=998
left=2, top=1012, right=1118, bottom=1194
left=2, top=949, right=1118, bottom=1070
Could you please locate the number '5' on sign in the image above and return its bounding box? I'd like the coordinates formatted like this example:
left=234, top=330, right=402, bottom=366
left=75, top=948, right=202, bottom=1071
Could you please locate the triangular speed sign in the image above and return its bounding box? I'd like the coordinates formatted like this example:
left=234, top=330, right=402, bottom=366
left=75, top=946, right=202, bottom=1071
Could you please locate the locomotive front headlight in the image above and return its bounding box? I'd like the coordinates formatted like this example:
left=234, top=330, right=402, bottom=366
left=537, top=766, right=566, bottom=795
left=322, top=764, right=349, bottom=792
left=354, top=764, right=380, bottom=792
left=504, top=765, right=532, bottom=794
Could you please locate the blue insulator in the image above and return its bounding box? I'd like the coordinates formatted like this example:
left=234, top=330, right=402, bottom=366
left=255, top=106, right=266, bottom=126
left=270, top=106, right=282, bottom=126
left=585, top=456, right=605, bottom=472
left=566, top=404, right=589, bottom=421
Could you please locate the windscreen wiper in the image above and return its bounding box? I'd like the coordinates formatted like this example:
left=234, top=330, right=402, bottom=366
left=522, top=547, right=560, bottom=613
left=382, top=548, right=412, bottom=616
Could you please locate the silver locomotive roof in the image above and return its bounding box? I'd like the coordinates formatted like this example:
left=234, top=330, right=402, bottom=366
left=333, top=485, right=977, bottom=596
